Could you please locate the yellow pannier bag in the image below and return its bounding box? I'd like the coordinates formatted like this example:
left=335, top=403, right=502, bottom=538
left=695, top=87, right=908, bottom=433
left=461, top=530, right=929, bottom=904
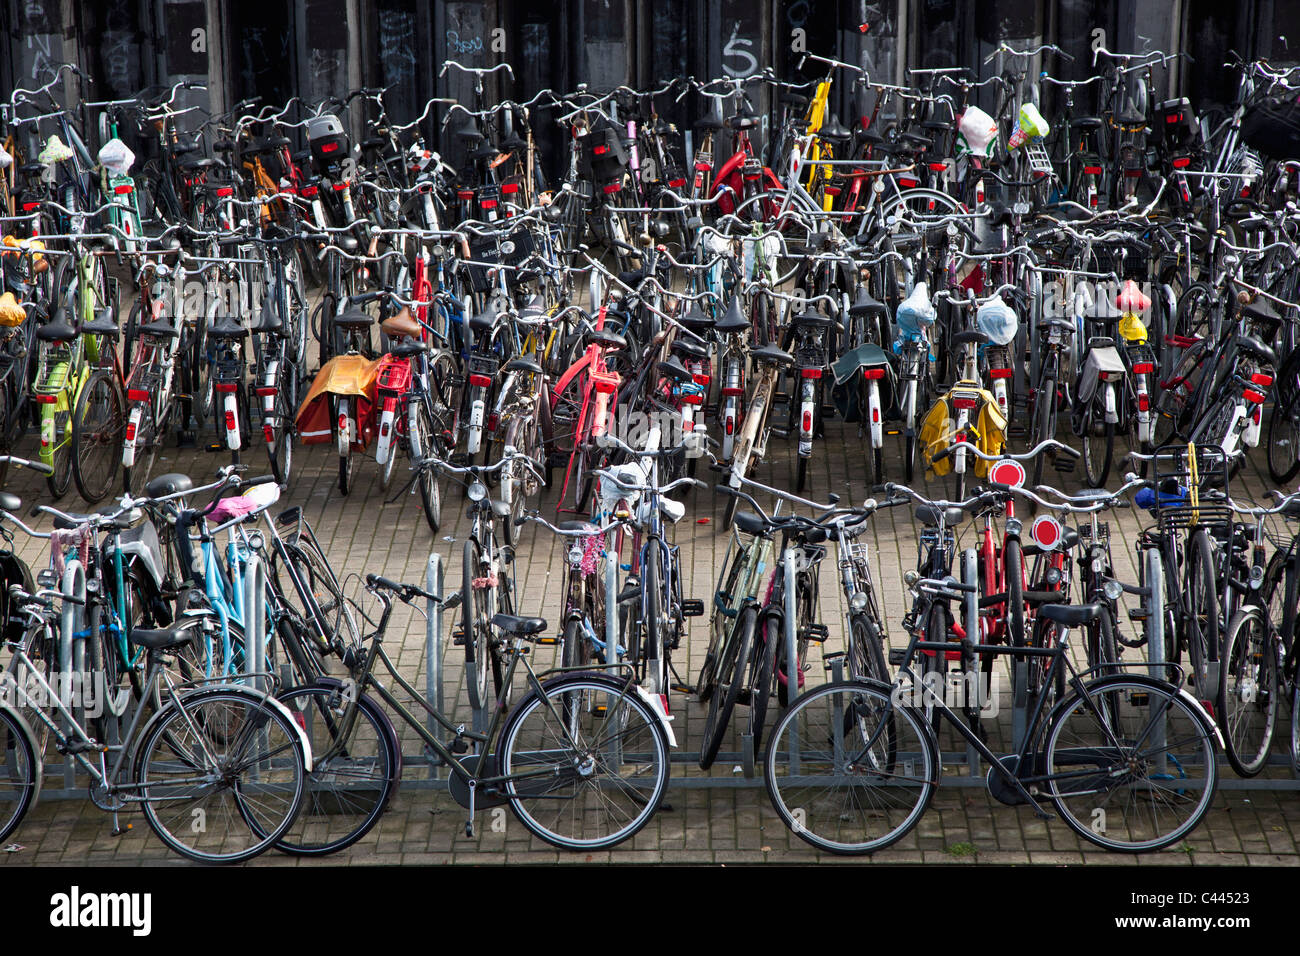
left=0, top=291, right=25, bottom=327
left=918, top=385, right=1008, bottom=479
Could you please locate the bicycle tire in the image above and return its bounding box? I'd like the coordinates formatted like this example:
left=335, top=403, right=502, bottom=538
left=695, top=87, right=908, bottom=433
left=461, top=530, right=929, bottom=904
left=498, top=672, right=669, bottom=850
left=0, top=704, right=39, bottom=847
left=698, top=603, right=756, bottom=769
left=462, top=538, right=496, bottom=713
left=72, top=369, right=124, bottom=503
left=273, top=680, right=400, bottom=856
left=1082, top=414, right=1114, bottom=488
left=1266, top=395, right=1300, bottom=484
left=1185, top=529, right=1221, bottom=693
left=764, top=679, right=933, bottom=855
left=136, top=688, right=308, bottom=864
left=1045, top=675, right=1219, bottom=852
left=643, top=541, right=665, bottom=695
left=750, top=611, right=779, bottom=756
left=1031, top=375, right=1056, bottom=489
left=1216, top=607, right=1278, bottom=777
left=410, top=396, right=443, bottom=533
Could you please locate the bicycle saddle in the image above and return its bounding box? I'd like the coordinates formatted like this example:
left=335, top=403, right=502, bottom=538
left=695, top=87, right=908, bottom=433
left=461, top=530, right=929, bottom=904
left=83, top=308, right=119, bottom=336
left=696, top=112, right=724, bottom=131
left=380, top=306, right=421, bottom=339
left=670, top=336, right=708, bottom=360
left=680, top=301, right=714, bottom=330
left=491, top=613, right=546, bottom=636
left=468, top=308, right=496, bottom=333
left=498, top=132, right=527, bottom=153
left=0, top=493, right=19, bottom=513
left=792, top=308, right=835, bottom=329
left=952, top=329, right=989, bottom=347
left=139, top=315, right=181, bottom=338
left=914, top=504, right=964, bottom=527
left=659, top=356, right=693, bottom=383
left=619, top=268, right=649, bottom=286
left=556, top=520, right=600, bottom=535
left=1070, top=116, right=1103, bottom=130
left=208, top=315, right=247, bottom=338
left=469, top=141, right=500, bottom=161
left=36, top=309, right=77, bottom=342
left=819, top=116, right=852, bottom=144
left=1236, top=334, right=1277, bottom=369
left=734, top=511, right=768, bottom=537
left=715, top=297, right=750, bottom=334
left=898, top=131, right=933, bottom=150
left=849, top=286, right=886, bottom=318
left=390, top=340, right=428, bottom=359
left=503, top=355, right=542, bottom=375
left=1042, top=317, right=1075, bottom=333
left=454, top=126, right=485, bottom=144
left=1037, top=603, right=1101, bottom=627
left=333, top=309, right=373, bottom=330
left=144, top=473, right=193, bottom=498
left=130, top=626, right=197, bottom=651
left=751, top=342, right=794, bottom=366
left=727, top=111, right=759, bottom=131
left=1242, top=299, right=1282, bottom=336
left=250, top=295, right=283, bottom=335
left=855, top=128, right=884, bottom=147
left=585, top=327, right=627, bottom=351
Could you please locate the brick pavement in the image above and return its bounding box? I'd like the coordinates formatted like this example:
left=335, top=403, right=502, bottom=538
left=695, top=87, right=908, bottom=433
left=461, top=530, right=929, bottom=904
left=1, top=411, right=1299, bottom=865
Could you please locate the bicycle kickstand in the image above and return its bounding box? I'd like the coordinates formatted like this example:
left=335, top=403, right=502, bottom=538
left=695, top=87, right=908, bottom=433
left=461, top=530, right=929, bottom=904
left=465, top=780, right=477, bottom=838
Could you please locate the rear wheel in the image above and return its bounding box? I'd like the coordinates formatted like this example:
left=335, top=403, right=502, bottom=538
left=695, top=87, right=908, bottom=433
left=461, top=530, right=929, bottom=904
left=1216, top=607, right=1278, bottom=777
left=1082, top=411, right=1113, bottom=488
left=1184, top=530, right=1221, bottom=694
left=72, top=370, right=124, bottom=503
left=698, top=604, right=755, bottom=770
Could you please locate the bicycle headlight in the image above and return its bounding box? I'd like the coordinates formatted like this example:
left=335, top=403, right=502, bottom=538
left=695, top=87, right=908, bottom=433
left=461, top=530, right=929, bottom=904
left=1045, top=566, right=1063, bottom=586
left=850, top=591, right=869, bottom=613
left=567, top=543, right=585, bottom=567
left=467, top=481, right=487, bottom=503
left=1103, top=579, right=1123, bottom=602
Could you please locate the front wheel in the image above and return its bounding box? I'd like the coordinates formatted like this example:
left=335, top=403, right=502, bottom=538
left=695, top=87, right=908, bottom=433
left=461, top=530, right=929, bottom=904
left=73, top=370, right=125, bottom=503
left=1045, top=676, right=1219, bottom=852
left=1081, top=411, right=1114, bottom=488
left=136, top=689, right=308, bottom=864
left=698, top=604, right=756, bottom=769
left=498, top=673, right=670, bottom=850
left=764, top=679, right=934, bottom=855
left=1216, top=607, right=1278, bottom=777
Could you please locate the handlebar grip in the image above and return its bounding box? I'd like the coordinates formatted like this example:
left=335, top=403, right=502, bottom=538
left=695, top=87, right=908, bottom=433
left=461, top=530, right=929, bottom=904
left=243, top=475, right=278, bottom=488
left=714, top=484, right=740, bottom=498
left=1060, top=445, right=1082, bottom=461
left=513, top=516, right=528, bottom=527
left=931, top=445, right=955, bottom=463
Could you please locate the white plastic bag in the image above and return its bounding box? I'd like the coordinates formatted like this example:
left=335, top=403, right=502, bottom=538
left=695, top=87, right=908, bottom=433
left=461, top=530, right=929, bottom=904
left=97, top=138, right=135, bottom=177
left=958, top=107, right=998, bottom=157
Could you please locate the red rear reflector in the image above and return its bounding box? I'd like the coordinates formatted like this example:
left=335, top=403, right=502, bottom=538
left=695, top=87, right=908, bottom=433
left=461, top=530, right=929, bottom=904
left=333, top=182, right=348, bottom=191
left=695, top=162, right=711, bottom=172
left=593, top=379, right=617, bottom=394
left=898, top=177, right=918, bottom=188
left=124, top=422, right=136, bottom=441
left=1251, top=373, right=1274, bottom=387
left=1241, top=187, right=1251, bottom=198
left=224, top=411, right=237, bottom=429
left=216, top=186, right=233, bottom=197
left=800, top=367, right=822, bottom=379
left=1138, top=394, right=1150, bottom=411
left=1244, top=389, right=1266, bottom=403
left=126, top=389, right=149, bottom=403
left=501, top=183, right=519, bottom=194
left=468, top=374, right=492, bottom=388
left=255, top=386, right=277, bottom=397
left=668, top=178, right=686, bottom=188
left=953, top=397, right=977, bottom=410
left=602, top=182, right=621, bottom=194
left=872, top=407, right=880, bottom=422
left=721, top=386, right=744, bottom=397
left=863, top=368, right=885, bottom=380
left=264, top=425, right=275, bottom=443
left=22, top=202, right=40, bottom=211
left=114, top=183, right=133, bottom=194
left=215, top=383, right=237, bottom=393
left=1167, top=113, right=1181, bottom=124
left=802, top=411, right=812, bottom=431
left=458, top=190, right=474, bottom=200
left=692, top=374, right=710, bottom=387
left=300, top=185, right=318, bottom=197
left=593, top=144, right=608, bottom=156
left=1083, top=166, right=1102, bottom=175
left=338, top=413, right=348, bottom=430
left=321, top=142, right=339, bottom=153
left=480, top=199, right=498, bottom=209
left=929, top=162, right=947, bottom=172
left=725, top=417, right=734, bottom=435
left=823, top=186, right=840, bottom=196
left=1131, top=362, right=1154, bottom=374
left=1172, top=156, right=1191, bottom=169
left=989, top=368, right=1012, bottom=379
left=682, top=392, right=703, bottom=405
left=486, top=413, right=499, bottom=432
left=34, top=393, right=56, bottom=404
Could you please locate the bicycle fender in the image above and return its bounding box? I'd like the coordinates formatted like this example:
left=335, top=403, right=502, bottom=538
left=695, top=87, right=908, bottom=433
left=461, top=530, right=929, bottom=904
left=633, top=683, right=677, bottom=748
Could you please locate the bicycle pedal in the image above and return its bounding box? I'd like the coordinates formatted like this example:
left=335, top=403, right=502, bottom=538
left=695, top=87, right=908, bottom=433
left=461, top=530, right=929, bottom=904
left=671, top=682, right=694, bottom=695
left=593, top=705, right=607, bottom=718
left=1127, top=608, right=1148, bottom=622
left=205, top=442, right=225, bottom=453
left=770, top=427, right=790, bottom=439
left=1053, top=457, right=1077, bottom=472
left=680, top=599, right=705, bottom=617
left=451, top=628, right=466, bottom=645
left=535, top=637, right=559, bottom=645
left=801, top=623, right=830, bottom=643
left=888, top=648, right=907, bottom=666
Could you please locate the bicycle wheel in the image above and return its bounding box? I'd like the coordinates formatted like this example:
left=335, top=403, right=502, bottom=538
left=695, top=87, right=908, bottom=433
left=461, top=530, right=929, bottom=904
left=1184, top=529, right=1221, bottom=693
left=46, top=404, right=73, bottom=499
left=273, top=680, right=400, bottom=856
left=764, top=679, right=934, bottom=855
left=1045, top=675, right=1219, bottom=852
left=267, top=372, right=295, bottom=488
left=409, top=396, right=443, bottom=533
left=846, top=614, right=890, bottom=685
left=1266, top=395, right=1300, bottom=484
left=272, top=538, right=359, bottom=655
left=643, top=542, right=665, bottom=695
left=1030, top=376, right=1056, bottom=488
left=462, top=538, right=497, bottom=713
left=1082, top=413, right=1113, bottom=488
left=498, top=672, right=669, bottom=850
left=136, top=688, right=308, bottom=864
left=1216, top=607, right=1278, bottom=777
left=0, top=705, right=39, bottom=846
left=749, top=611, right=780, bottom=757
left=72, top=370, right=124, bottom=503
left=698, top=603, right=756, bottom=769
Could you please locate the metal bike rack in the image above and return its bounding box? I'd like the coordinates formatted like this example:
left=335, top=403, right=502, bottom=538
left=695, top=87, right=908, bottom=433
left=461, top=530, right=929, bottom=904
left=422, top=550, right=447, bottom=781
